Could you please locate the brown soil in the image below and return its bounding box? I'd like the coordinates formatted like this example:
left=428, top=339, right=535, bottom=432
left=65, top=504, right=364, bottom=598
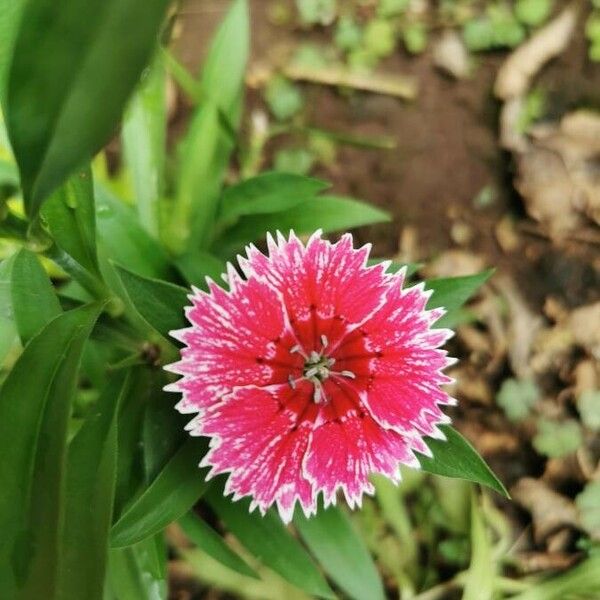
left=175, top=0, right=600, bottom=312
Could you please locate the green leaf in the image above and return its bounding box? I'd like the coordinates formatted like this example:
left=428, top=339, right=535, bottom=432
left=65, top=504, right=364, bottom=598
left=417, top=425, right=509, bottom=497
left=218, top=195, right=390, bottom=254
left=5, top=0, right=170, bottom=219
left=264, top=75, right=304, bottom=121
left=8, top=248, right=62, bottom=344
left=378, top=0, right=409, bottom=17
left=515, top=0, right=554, bottom=27
left=297, top=0, right=337, bottom=26
left=425, top=269, right=494, bottom=327
left=274, top=147, right=315, bottom=175
left=462, top=492, right=495, bottom=600
left=576, top=480, right=600, bottom=537
left=364, top=19, right=396, bottom=58
left=0, top=158, right=19, bottom=187
left=110, top=438, right=211, bottom=548
left=113, top=367, right=156, bottom=521
left=403, top=22, right=428, bottom=54
left=532, top=418, right=582, bottom=458
left=496, top=378, right=540, bottom=421
left=295, top=506, right=385, bottom=600
left=122, top=56, right=166, bottom=238
left=60, top=372, right=128, bottom=600
left=462, top=18, right=495, bottom=52
left=199, top=0, right=249, bottom=125
left=174, top=250, right=227, bottom=287
left=334, top=16, right=363, bottom=51
left=115, top=265, right=188, bottom=340
left=217, top=171, right=329, bottom=230
left=0, top=303, right=102, bottom=596
left=0, top=0, right=25, bottom=106
left=577, top=390, right=600, bottom=431
left=95, top=184, right=172, bottom=280
left=171, top=100, right=227, bottom=251
left=169, top=0, right=249, bottom=251
left=141, top=385, right=188, bottom=484
left=178, top=512, right=258, bottom=579
left=106, top=536, right=167, bottom=600
left=207, top=490, right=334, bottom=599
left=0, top=258, right=18, bottom=365
left=41, top=166, right=99, bottom=276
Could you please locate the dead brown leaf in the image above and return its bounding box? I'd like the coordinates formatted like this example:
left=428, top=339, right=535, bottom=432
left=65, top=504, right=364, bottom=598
left=511, top=478, right=579, bottom=543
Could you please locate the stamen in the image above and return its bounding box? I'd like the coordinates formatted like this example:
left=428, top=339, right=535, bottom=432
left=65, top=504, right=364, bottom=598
left=290, top=344, right=308, bottom=359
left=309, top=350, right=320, bottom=363
left=320, top=334, right=328, bottom=348
left=313, top=380, right=325, bottom=404
left=288, top=375, right=296, bottom=389
left=304, top=366, right=319, bottom=379
left=339, top=370, right=356, bottom=379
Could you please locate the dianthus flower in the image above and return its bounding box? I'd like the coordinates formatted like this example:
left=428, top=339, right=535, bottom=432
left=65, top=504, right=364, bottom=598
left=166, top=231, right=455, bottom=522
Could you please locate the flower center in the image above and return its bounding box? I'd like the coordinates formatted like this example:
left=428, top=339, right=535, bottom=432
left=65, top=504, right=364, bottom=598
left=304, top=351, right=335, bottom=382
left=289, top=335, right=356, bottom=404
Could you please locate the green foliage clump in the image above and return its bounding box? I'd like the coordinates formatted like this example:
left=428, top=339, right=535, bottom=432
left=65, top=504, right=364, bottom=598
left=533, top=419, right=583, bottom=458
left=496, top=378, right=539, bottom=421
left=514, top=0, right=554, bottom=27
left=264, top=75, right=304, bottom=121
left=586, top=11, right=600, bottom=62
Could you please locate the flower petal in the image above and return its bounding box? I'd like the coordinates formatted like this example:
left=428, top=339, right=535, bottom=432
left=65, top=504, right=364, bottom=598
left=241, top=232, right=391, bottom=353
left=166, top=276, right=302, bottom=412
left=304, top=410, right=418, bottom=509
left=199, top=384, right=318, bottom=522
left=334, top=284, right=454, bottom=439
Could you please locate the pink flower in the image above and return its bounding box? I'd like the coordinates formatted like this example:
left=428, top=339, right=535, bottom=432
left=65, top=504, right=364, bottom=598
left=166, top=231, right=455, bottom=522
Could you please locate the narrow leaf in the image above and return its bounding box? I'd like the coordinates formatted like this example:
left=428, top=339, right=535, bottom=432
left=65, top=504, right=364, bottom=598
left=0, top=303, right=103, bottom=596
left=95, top=184, right=173, bottom=280
left=6, top=0, right=170, bottom=218
left=171, top=0, right=249, bottom=250
left=0, top=258, right=18, bottom=364
left=41, top=166, right=100, bottom=276
left=425, top=270, right=494, bottom=327
left=0, top=0, right=25, bottom=106
left=8, top=248, right=62, bottom=343
left=106, top=536, right=167, bottom=600
left=178, top=512, right=258, bottom=579
left=115, top=265, right=188, bottom=340
left=417, top=425, right=509, bottom=497
left=171, top=100, right=226, bottom=251
left=0, top=158, right=19, bottom=186
left=111, top=438, right=210, bottom=548
left=113, top=367, right=156, bottom=521
left=199, top=0, right=249, bottom=124
left=216, top=171, right=329, bottom=230
left=174, top=250, right=227, bottom=287
left=60, top=372, right=129, bottom=600
left=142, top=382, right=188, bottom=483
left=217, top=195, right=390, bottom=254
left=122, top=56, right=166, bottom=238
left=462, top=492, right=495, bottom=600
left=207, top=490, right=334, bottom=599
left=295, top=506, right=385, bottom=600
